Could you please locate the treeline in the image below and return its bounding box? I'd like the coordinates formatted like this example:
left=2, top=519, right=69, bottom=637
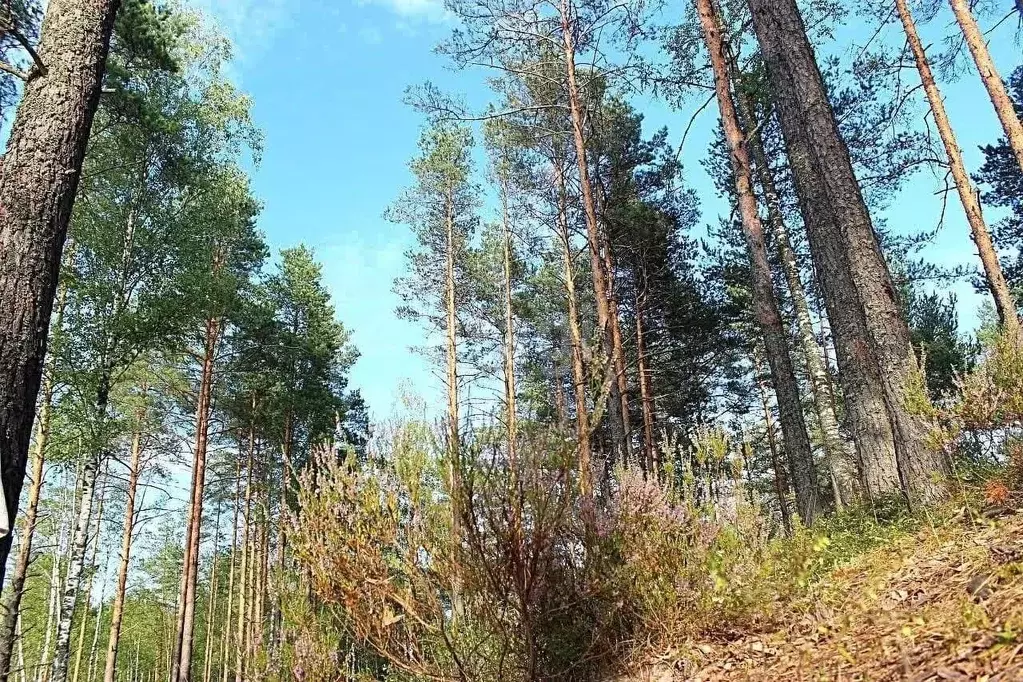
left=0, top=0, right=1020, bottom=681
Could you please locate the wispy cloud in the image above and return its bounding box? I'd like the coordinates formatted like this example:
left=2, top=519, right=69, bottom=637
left=356, top=0, right=450, bottom=23
left=190, top=0, right=297, bottom=64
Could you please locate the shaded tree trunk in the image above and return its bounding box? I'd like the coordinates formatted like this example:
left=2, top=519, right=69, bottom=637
left=499, top=176, right=518, bottom=468
left=697, top=0, right=818, bottom=523
left=754, top=356, right=793, bottom=534
left=897, top=0, right=1019, bottom=335
left=948, top=0, right=1023, bottom=173
left=746, top=0, right=947, bottom=504
left=219, top=461, right=242, bottom=682
left=70, top=463, right=108, bottom=682
left=234, top=419, right=255, bottom=682
left=0, top=0, right=121, bottom=588
left=634, top=266, right=657, bottom=476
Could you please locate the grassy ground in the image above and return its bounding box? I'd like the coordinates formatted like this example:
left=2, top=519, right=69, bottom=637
left=685, top=505, right=1023, bottom=681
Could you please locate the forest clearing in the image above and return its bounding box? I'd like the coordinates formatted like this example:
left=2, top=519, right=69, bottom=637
left=0, top=0, right=1022, bottom=680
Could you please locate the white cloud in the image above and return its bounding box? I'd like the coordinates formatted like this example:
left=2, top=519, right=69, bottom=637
left=190, top=0, right=297, bottom=63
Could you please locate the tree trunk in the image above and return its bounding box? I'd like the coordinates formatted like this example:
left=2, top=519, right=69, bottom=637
left=102, top=405, right=145, bottom=682
left=732, top=83, right=847, bottom=509
left=71, top=462, right=108, bottom=682
left=233, top=420, right=255, bottom=682
left=554, top=162, right=593, bottom=498
left=174, top=316, right=221, bottom=682
left=948, top=0, right=1023, bottom=173
left=634, top=265, right=657, bottom=477
left=50, top=437, right=107, bottom=682
left=697, top=0, right=818, bottom=523
left=898, top=0, right=1019, bottom=335
left=560, top=0, right=630, bottom=467
left=747, top=0, right=947, bottom=504
left=754, top=357, right=793, bottom=534
left=201, top=509, right=221, bottom=682
left=219, top=461, right=241, bottom=682
left=37, top=530, right=63, bottom=682
left=499, top=176, right=518, bottom=469
left=0, top=0, right=121, bottom=588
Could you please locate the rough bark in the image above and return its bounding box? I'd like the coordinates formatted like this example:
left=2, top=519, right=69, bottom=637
left=102, top=406, right=145, bottom=682
left=948, top=0, right=1023, bottom=173
left=0, top=0, right=121, bottom=588
left=747, top=0, right=947, bottom=504
left=733, top=84, right=847, bottom=509
left=897, top=0, right=1019, bottom=335
left=697, top=0, right=818, bottom=523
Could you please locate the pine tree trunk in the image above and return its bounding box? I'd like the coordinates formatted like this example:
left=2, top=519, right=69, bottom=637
left=733, top=84, right=847, bottom=509
left=560, top=0, right=629, bottom=467
left=499, top=177, right=518, bottom=469
left=747, top=0, right=947, bottom=504
left=201, top=510, right=220, bottom=682
left=0, top=0, right=121, bottom=587
left=754, top=358, right=793, bottom=534
left=102, top=406, right=145, bottom=682
left=37, top=531, right=63, bottom=682
left=634, top=266, right=657, bottom=477
left=948, top=0, right=1023, bottom=173
left=219, top=461, right=241, bottom=682
left=233, top=419, right=255, bottom=682
left=554, top=162, right=593, bottom=498
left=697, top=0, right=818, bottom=523
left=898, top=0, right=1019, bottom=335
left=443, top=189, right=464, bottom=622
left=174, top=317, right=221, bottom=682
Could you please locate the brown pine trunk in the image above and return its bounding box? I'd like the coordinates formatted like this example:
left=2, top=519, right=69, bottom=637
left=102, top=403, right=146, bottom=682
left=897, top=0, right=1019, bottom=335
left=948, top=0, right=1023, bottom=173
left=560, top=1, right=630, bottom=467
left=634, top=267, right=657, bottom=477
left=174, top=317, right=221, bottom=682
left=219, top=461, right=241, bottom=682
left=697, top=0, right=818, bottom=524
left=201, top=509, right=221, bottom=682
left=499, top=176, right=518, bottom=469
left=0, top=0, right=121, bottom=587
left=747, top=0, right=947, bottom=504
left=234, top=416, right=255, bottom=682
left=554, top=161, right=593, bottom=498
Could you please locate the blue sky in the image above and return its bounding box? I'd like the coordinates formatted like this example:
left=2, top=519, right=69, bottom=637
left=191, top=0, right=1021, bottom=419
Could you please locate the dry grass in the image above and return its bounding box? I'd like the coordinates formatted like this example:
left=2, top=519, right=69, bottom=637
left=621, top=506, right=1023, bottom=681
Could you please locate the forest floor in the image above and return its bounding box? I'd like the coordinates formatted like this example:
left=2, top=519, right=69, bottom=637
left=632, top=503, right=1023, bottom=681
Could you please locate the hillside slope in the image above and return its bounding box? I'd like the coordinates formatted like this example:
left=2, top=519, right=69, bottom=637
left=689, top=509, right=1023, bottom=681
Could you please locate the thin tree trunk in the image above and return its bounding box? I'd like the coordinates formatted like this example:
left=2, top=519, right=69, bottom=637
left=201, top=509, right=220, bottom=682
left=50, top=443, right=104, bottom=682
left=443, top=188, right=464, bottom=621
left=560, top=0, right=629, bottom=467
left=174, top=317, right=221, bottom=682
left=70, top=463, right=108, bottom=682
left=634, top=265, right=657, bottom=476
left=219, top=462, right=241, bottom=682
left=898, top=0, right=1019, bottom=335
left=747, top=0, right=947, bottom=504
left=554, top=162, right=593, bottom=498
left=102, top=403, right=145, bottom=682
left=499, top=176, right=518, bottom=469
left=754, top=356, right=793, bottom=534
left=85, top=560, right=107, bottom=682
left=0, top=0, right=121, bottom=586
left=234, top=417, right=255, bottom=682
left=37, top=527, right=63, bottom=682
left=948, top=0, right=1023, bottom=173
left=697, top=0, right=818, bottom=523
